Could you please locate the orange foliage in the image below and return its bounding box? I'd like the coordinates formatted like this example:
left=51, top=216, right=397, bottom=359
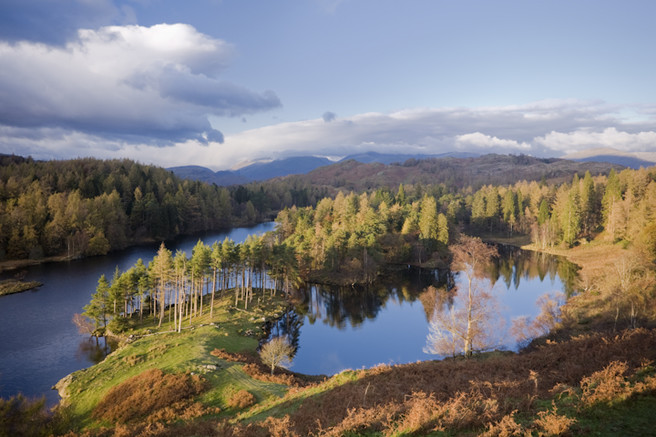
left=227, top=390, right=256, bottom=410
left=210, top=348, right=312, bottom=387
left=92, top=368, right=206, bottom=423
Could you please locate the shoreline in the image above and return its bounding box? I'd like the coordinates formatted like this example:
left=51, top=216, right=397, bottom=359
left=480, top=233, right=624, bottom=289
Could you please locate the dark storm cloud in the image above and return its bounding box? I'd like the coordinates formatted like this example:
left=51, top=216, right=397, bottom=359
left=0, top=23, right=280, bottom=149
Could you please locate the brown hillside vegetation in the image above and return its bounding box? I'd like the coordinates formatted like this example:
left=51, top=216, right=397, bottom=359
left=92, top=368, right=209, bottom=424
left=269, top=328, right=656, bottom=436
left=289, top=154, right=624, bottom=191
left=75, top=328, right=656, bottom=436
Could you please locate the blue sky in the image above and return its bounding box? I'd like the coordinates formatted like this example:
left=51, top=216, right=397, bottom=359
left=1, top=0, right=656, bottom=170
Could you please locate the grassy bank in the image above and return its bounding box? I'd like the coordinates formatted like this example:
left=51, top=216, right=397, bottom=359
left=58, top=293, right=300, bottom=432
left=65, top=326, right=656, bottom=436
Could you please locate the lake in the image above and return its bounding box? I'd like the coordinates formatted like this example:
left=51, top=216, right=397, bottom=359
left=0, top=223, right=577, bottom=404
left=0, top=222, right=276, bottom=405
left=269, top=246, right=578, bottom=375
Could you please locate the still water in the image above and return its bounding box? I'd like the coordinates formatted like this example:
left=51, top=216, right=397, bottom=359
left=0, top=222, right=276, bottom=405
left=0, top=224, right=577, bottom=405
left=271, top=247, right=578, bottom=376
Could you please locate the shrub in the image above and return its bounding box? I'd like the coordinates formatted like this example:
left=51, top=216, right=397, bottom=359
left=580, top=361, right=630, bottom=405
left=227, top=390, right=256, bottom=410
left=0, top=394, right=68, bottom=437
left=481, top=411, right=524, bottom=437
left=92, top=368, right=206, bottom=423
left=242, top=363, right=301, bottom=386
left=533, top=404, right=576, bottom=436
left=106, top=316, right=130, bottom=334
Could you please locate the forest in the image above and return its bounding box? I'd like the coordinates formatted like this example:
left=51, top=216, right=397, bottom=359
left=0, top=154, right=326, bottom=262
left=3, top=154, right=656, bottom=436
left=273, top=167, right=656, bottom=284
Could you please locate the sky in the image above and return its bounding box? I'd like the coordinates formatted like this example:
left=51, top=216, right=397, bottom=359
left=1, top=0, right=656, bottom=170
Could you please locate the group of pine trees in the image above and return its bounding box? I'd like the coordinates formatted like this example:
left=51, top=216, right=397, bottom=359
left=275, top=188, right=451, bottom=284
left=83, top=235, right=300, bottom=334
left=468, top=167, right=656, bottom=252
left=274, top=166, right=656, bottom=284
left=0, top=155, right=325, bottom=261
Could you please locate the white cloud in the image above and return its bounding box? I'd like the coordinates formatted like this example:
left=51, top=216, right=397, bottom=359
left=177, top=100, right=654, bottom=170
left=535, top=127, right=656, bottom=152
left=0, top=23, right=280, bottom=146
left=456, top=133, right=531, bottom=150
left=5, top=99, right=656, bottom=171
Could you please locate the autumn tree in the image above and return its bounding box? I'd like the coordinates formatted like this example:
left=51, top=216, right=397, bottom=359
left=259, top=336, right=294, bottom=375
left=424, top=236, right=499, bottom=358
left=579, top=171, right=598, bottom=236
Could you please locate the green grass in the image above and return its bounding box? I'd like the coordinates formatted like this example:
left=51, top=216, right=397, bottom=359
left=235, top=368, right=359, bottom=424
left=62, top=292, right=290, bottom=429
left=574, top=394, right=656, bottom=436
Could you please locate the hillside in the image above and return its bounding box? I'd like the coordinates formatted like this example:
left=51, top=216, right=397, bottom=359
left=237, top=156, right=333, bottom=181
left=38, top=281, right=656, bottom=437
left=286, top=154, right=626, bottom=191
left=167, top=165, right=252, bottom=186
left=168, top=152, right=480, bottom=186
left=169, top=153, right=628, bottom=188
left=563, top=147, right=656, bottom=169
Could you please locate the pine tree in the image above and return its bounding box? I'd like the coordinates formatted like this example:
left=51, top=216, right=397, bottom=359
left=437, top=213, right=449, bottom=246
left=502, top=189, right=517, bottom=235
left=151, top=243, right=173, bottom=327
left=580, top=171, right=597, bottom=235
left=602, top=169, right=622, bottom=226
left=83, top=275, right=110, bottom=334
left=418, top=195, right=438, bottom=241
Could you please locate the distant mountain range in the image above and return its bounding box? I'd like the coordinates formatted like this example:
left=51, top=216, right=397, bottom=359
left=288, top=153, right=626, bottom=191
left=563, top=148, right=656, bottom=169
left=168, top=152, right=479, bottom=185
left=169, top=148, right=656, bottom=187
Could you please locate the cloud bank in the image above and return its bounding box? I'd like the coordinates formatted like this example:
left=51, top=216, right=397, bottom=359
left=0, top=23, right=280, bottom=150
left=208, top=100, right=656, bottom=169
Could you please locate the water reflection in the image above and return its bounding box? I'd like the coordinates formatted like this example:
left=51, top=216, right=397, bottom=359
left=277, top=248, right=577, bottom=375
left=490, top=245, right=579, bottom=297
left=292, top=267, right=453, bottom=330
left=75, top=336, right=117, bottom=364
left=264, top=307, right=302, bottom=360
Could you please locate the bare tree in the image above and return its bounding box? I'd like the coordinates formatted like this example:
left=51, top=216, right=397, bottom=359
left=72, top=313, right=95, bottom=335
left=259, top=336, right=294, bottom=375
left=608, top=251, right=649, bottom=330
left=424, top=236, right=500, bottom=358
left=511, top=292, right=564, bottom=348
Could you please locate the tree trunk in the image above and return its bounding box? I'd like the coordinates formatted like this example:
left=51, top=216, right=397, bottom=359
left=464, top=276, right=473, bottom=358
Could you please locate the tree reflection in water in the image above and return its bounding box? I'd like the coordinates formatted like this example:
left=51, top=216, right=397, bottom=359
left=266, top=248, right=578, bottom=374
left=75, top=336, right=116, bottom=364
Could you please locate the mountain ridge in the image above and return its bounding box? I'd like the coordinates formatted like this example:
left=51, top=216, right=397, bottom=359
left=168, top=152, right=481, bottom=185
